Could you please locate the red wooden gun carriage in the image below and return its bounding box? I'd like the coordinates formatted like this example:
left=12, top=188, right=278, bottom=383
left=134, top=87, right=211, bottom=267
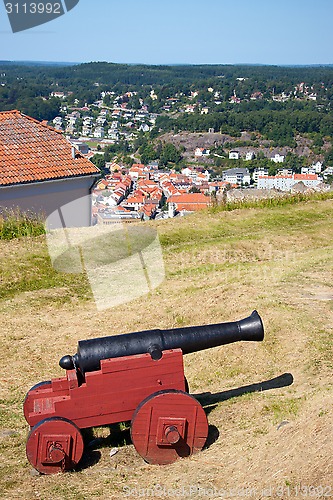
left=23, top=311, right=264, bottom=474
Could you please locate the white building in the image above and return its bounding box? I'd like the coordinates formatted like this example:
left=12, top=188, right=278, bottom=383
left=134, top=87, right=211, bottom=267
left=301, top=167, right=316, bottom=175
left=311, top=161, right=323, bottom=173
left=83, top=116, right=93, bottom=125
left=53, top=116, right=62, bottom=126
left=53, top=116, right=63, bottom=130
left=271, top=154, right=285, bottom=163
left=195, top=148, right=210, bottom=157
left=258, top=175, right=294, bottom=191
left=108, top=130, right=119, bottom=140
left=258, top=174, right=322, bottom=191
left=138, top=123, right=150, bottom=133
left=94, top=126, right=105, bottom=138
left=96, top=117, right=106, bottom=126
left=223, top=168, right=251, bottom=186
left=82, top=125, right=92, bottom=136
left=245, top=152, right=255, bottom=161
left=229, top=150, right=240, bottom=160
left=181, top=167, right=196, bottom=178
left=277, top=168, right=293, bottom=176
left=323, top=166, right=333, bottom=178
left=253, top=168, right=269, bottom=183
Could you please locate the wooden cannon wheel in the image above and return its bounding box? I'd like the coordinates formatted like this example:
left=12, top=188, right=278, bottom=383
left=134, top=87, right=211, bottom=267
left=131, top=389, right=208, bottom=465
left=23, top=380, right=52, bottom=423
left=26, top=417, right=84, bottom=474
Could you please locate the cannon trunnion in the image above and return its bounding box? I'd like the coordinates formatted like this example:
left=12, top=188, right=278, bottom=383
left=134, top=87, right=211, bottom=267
left=24, top=311, right=264, bottom=474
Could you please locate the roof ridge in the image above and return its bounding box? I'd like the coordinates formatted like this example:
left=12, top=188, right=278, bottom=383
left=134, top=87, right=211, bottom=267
left=0, top=110, right=99, bottom=186
left=0, top=109, right=20, bottom=115
left=0, top=109, right=62, bottom=134
left=20, top=110, right=63, bottom=134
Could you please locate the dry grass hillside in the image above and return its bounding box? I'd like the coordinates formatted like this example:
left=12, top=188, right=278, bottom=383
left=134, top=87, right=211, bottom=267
left=0, top=197, right=332, bottom=499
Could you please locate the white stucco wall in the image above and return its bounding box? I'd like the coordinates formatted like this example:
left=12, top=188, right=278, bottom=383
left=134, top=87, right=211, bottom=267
left=0, top=175, right=99, bottom=228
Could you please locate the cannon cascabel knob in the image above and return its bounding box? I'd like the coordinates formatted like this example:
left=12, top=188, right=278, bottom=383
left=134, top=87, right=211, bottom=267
left=59, top=355, right=74, bottom=370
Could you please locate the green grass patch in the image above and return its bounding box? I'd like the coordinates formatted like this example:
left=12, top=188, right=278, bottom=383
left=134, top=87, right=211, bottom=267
left=0, top=237, right=92, bottom=303
left=160, top=194, right=333, bottom=252
left=261, top=396, right=302, bottom=424
left=0, top=209, right=45, bottom=240
left=210, top=191, right=333, bottom=214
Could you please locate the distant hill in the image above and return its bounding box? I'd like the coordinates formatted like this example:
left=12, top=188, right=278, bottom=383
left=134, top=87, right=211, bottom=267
left=0, top=60, right=77, bottom=66
left=2, top=60, right=333, bottom=85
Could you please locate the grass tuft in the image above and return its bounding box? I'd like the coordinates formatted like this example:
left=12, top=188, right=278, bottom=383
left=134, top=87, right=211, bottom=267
left=0, top=208, right=45, bottom=240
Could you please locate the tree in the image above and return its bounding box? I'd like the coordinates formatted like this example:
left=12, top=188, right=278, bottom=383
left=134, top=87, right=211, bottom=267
left=324, top=147, right=333, bottom=165
left=159, top=143, right=182, bottom=167
left=268, top=163, right=278, bottom=176
left=312, top=134, right=324, bottom=148
left=140, top=144, right=156, bottom=165
left=325, top=174, right=333, bottom=185
left=90, top=154, right=105, bottom=173
left=285, top=152, right=301, bottom=171
left=149, top=127, right=160, bottom=140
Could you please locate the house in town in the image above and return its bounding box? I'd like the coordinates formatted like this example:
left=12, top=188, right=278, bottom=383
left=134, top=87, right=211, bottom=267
left=93, top=126, right=105, bottom=138
left=301, top=161, right=323, bottom=175
left=167, top=193, right=211, bottom=217
left=97, top=206, right=140, bottom=224
left=53, top=116, right=63, bottom=130
left=271, top=153, right=285, bottom=163
left=229, top=150, right=240, bottom=160
left=257, top=173, right=322, bottom=191
left=122, top=193, right=146, bottom=212
left=69, top=140, right=90, bottom=155
left=245, top=151, right=255, bottom=161
left=0, top=110, right=100, bottom=228
left=252, top=168, right=269, bottom=183
left=323, top=166, right=333, bottom=179
left=82, top=124, right=92, bottom=136
left=277, top=168, right=293, bottom=176
left=194, top=147, right=210, bottom=157
left=222, top=167, right=251, bottom=186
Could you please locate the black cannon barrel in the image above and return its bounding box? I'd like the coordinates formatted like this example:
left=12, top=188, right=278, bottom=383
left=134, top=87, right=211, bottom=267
left=60, top=311, right=264, bottom=374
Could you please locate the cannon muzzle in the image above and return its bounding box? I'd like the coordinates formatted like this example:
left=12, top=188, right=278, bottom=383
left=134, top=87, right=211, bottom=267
left=60, top=310, right=264, bottom=375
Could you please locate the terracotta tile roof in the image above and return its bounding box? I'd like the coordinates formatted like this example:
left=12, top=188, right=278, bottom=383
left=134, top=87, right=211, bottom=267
left=97, top=179, right=109, bottom=189
left=140, top=203, right=156, bottom=217
left=167, top=193, right=211, bottom=212
left=112, top=205, right=131, bottom=213
left=130, top=163, right=145, bottom=169
left=0, top=110, right=100, bottom=187
left=125, top=194, right=145, bottom=204
left=174, top=202, right=208, bottom=212
left=168, top=193, right=209, bottom=203
left=294, top=174, right=318, bottom=180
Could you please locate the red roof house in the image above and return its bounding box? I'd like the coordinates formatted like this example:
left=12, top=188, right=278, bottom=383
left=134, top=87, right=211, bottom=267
left=0, top=110, right=100, bottom=227
left=167, top=193, right=211, bottom=216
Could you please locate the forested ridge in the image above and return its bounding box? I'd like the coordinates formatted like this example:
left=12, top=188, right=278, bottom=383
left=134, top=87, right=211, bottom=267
left=1, top=61, right=333, bottom=148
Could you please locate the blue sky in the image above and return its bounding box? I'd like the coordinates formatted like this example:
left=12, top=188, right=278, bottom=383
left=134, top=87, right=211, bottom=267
left=0, top=0, right=332, bottom=65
